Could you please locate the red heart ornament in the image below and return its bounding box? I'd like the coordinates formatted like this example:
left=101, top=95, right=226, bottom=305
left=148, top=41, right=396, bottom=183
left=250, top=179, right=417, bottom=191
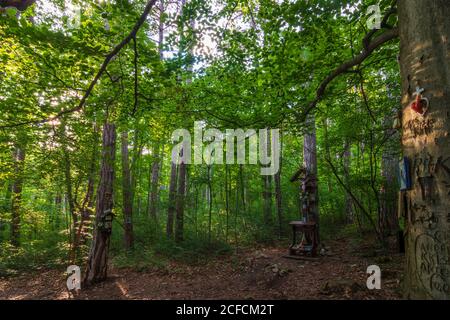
left=411, top=94, right=429, bottom=116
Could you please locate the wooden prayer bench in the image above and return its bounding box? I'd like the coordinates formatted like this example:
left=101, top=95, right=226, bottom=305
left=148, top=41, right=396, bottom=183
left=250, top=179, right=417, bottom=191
left=288, top=221, right=319, bottom=257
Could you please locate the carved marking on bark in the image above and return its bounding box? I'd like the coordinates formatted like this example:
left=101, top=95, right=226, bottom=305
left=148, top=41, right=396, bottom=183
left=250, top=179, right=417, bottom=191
left=415, top=230, right=450, bottom=297
left=405, top=118, right=435, bottom=138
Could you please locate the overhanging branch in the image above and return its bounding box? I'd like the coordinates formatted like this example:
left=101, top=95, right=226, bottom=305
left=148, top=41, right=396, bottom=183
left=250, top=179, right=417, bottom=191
left=304, top=27, right=399, bottom=118
left=0, top=0, right=36, bottom=11
left=1, top=0, right=158, bottom=129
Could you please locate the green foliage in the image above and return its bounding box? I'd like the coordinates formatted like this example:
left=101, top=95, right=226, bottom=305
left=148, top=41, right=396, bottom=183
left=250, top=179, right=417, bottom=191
left=0, top=0, right=402, bottom=273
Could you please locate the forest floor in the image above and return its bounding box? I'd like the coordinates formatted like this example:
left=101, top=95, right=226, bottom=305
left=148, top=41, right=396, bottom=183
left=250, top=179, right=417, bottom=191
left=0, top=237, right=404, bottom=300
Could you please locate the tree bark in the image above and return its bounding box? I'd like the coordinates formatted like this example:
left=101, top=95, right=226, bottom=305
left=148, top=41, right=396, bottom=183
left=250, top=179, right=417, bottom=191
left=239, top=164, right=246, bottom=213
left=343, top=140, right=353, bottom=224
left=166, top=160, right=177, bottom=238
left=380, top=119, right=400, bottom=237
left=60, top=124, right=77, bottom=250
left=303, top=115, right=319, bottom=226
left=148, top=144, right=161, bottom=219
left=0, top=182, right=12, bottom=241
left=175, top=160, right=186, bottom=243
left=71, top=126, right=99, bottom=263
left=322, top=118, right=333, bottom=193
left=399, top=0, right=450, bottom=299
left=225, top=165, right=230, bottom=241
left=121, top=131, right=134, bottom=250
left=262, top=131, right=273, bottom=227
left=207, top=165, right=213, bottom=243
left=274, top=160, right=283, bottom=238
left=84, top=123, right=116, bottom=286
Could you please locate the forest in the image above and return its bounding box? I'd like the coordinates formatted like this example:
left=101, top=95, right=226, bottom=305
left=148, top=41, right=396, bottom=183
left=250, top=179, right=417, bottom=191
left=0, top=0, right=449, bottom=301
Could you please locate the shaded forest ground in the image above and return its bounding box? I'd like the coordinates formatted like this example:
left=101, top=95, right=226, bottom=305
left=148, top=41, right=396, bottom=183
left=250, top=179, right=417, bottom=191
left=0, top=236, right=404, bottom=300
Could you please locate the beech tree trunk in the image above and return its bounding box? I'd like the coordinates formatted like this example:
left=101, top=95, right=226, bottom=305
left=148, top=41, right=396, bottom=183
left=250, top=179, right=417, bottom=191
left=207, top=165, right=213, bottom=243
left=175, top=160, right=186, bottom=243
left=60, top=123, right=77, bottom=251
left=121, top=131, right=134, bottom=250
left=71, top=127, right=99, bottom=263
left=239, top=164, right=246, bottom=213
left=84, top=123, right=116, bottom=286
left=147, top=1, right=164, bottom=220
left=343, top=140, right=353, bottom=224
left=303, top=115, right=319, bottom=226
left=166, top=160, right=178, bottom=238
left=10, top=144, right=25, bottom=246
left=399, top=0, right=450, bottom=299
left=0, top=183, right=12, bottom=241
left=225, top=165, right=230, bottom=241
left=148, top=144, right=161, bottom=219
left=274, top=163, right=283, bottom=238
left=263, top=131, right=273, bottom=227
left=380, top=118, right=400, bottom=238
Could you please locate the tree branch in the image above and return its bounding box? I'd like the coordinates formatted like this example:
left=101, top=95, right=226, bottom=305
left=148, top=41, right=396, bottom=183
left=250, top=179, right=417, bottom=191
left=0, top=0, right=158, bottom=129
left=0, top=0, right=35, bottom=11
left=304, top=27, right=399, bottom=119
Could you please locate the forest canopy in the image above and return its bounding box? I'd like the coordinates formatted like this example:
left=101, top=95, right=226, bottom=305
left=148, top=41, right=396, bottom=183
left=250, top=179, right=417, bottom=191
left=0, top=0, right=449, bottom=301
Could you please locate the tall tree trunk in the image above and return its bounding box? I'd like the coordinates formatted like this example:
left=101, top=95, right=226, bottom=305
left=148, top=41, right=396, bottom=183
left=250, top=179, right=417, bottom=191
left=173, top=0, right=192, bottom=242
left=121, top=131, right=134, bottom=250
left=148, top=143, right=161, bottom=219
left=207, top=165, right=213, bottom=243
left=274, top=167, right=283, bottom=237
left=60, top=124, right=77, bottom=252
left=71, top=126, right=99, bottom=263
left=225, top=165, right=230, bottom=241
left=158, top=0, right=165, bottom=59
left=322, top=118, right=333, bottom=193
left=175, top=160, right=186, bottom=243
left=0, top=183, right=12, bottom=241
left=84, top=123, right=116, bottom=286
left=10, top=144, right=25, bottom=247
left=274, top=131, right=283, bottom=238
left=146, top=1, right=164, bottom=220
left=166, top=160, right=178, bottom=238
left=303, top=115, right=319, bottom=227
left=343, top=140, right=353, bottom=224
left=262, top=175, right=272, bottom=226
left=399, top=0, right=450, bottom=299
left=262, top=131, right=273, bottom=227
left=239, top=164, right=246, bottom=213
left=130, top=130, right=142, bottom=216
left=55, top=192, right=62, bottom=230
left=380, top=118, right=400, bottom=238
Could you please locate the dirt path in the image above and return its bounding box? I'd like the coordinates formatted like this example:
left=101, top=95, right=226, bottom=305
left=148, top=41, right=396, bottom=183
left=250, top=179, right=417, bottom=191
left=0, top=239, right=404, bottom=300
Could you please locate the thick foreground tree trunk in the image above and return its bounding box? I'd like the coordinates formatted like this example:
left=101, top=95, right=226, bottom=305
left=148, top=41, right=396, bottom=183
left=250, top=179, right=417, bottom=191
left=399, top=0, right=450, bottom=299
left=84, top=123, right=116, bottom=286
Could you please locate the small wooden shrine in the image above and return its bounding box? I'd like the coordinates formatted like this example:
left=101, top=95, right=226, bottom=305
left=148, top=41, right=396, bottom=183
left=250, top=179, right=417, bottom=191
left=287, top=167, right=320, bottom=258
